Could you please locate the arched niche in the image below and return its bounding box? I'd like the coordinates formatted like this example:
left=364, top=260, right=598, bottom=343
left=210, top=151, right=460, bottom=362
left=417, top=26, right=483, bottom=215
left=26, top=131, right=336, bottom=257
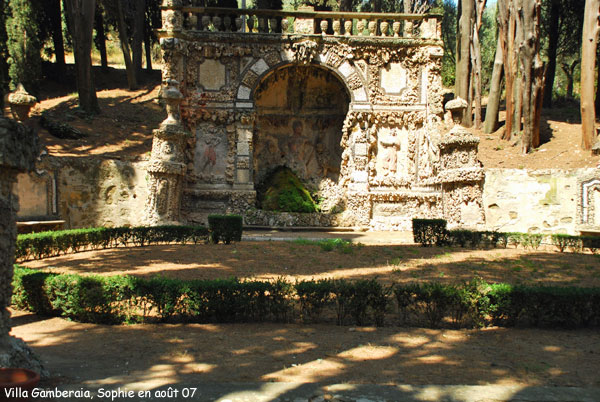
left=252, top=64, right=350, bottom=210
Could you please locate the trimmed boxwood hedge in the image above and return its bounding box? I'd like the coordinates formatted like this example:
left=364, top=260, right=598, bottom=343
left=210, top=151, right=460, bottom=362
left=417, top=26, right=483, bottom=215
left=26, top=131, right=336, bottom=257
left=412, top=219, right=600, bottom=253
left=15, top=225, right=209, bottom=261
left=12, top=267, right=600, bottom=329
left=207, top=214, right=243, bottom=244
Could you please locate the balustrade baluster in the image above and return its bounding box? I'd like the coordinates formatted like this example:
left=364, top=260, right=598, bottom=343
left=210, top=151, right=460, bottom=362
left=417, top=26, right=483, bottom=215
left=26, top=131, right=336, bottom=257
left=235, top=17, right=243, bottom=32
left=320, top=19, right=329, bottom=35
left=281, top=18, right=289, bottom=33
left=269, top=18, right=278, bottom=33
left=332, top=20, right=341, bottom=35
left=246, top=15, right=255, bottom=33
left=368, top=20, right=377, bottom=36
left=404, top=20, right=413, bottom=37
left=202, top=15, right=211, bottom=31
left=356, top=19, right=366, bottom=36
left=380, top=21, right=389, bottom=36
left=212, top=15, right=221, bottom=31
left=392, top=21, right=401, bottom=37
left=223, top=16, right=231, bottom=31
left=258, top=16, right=267, bottom=33
left=344, top=19, right=352, bottom=36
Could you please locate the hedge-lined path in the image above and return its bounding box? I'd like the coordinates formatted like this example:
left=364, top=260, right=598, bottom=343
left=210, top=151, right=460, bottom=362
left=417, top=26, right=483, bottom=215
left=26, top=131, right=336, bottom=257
left=9, top=309, right=600, bottom=401
left=20, top=240, right=600, bottom=287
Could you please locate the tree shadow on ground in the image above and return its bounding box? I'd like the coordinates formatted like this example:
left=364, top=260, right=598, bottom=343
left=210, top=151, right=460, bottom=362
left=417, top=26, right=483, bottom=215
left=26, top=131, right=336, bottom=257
left=32, top=89, right=163, bottom=160
left=40, top=62, right=161, bottom=100
left=11, top=310, right=599, bottom=401
left=19, top=242, right=600, bottom=288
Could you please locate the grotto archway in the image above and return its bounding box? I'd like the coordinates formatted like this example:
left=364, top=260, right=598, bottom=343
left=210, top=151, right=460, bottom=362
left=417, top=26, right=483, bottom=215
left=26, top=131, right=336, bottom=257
left=252, top=63, right=351, bottom=212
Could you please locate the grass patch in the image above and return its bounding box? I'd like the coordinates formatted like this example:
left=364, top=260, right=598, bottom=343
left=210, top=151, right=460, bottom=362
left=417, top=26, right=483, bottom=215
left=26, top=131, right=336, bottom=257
left=292, top=238, right=358, bottom=254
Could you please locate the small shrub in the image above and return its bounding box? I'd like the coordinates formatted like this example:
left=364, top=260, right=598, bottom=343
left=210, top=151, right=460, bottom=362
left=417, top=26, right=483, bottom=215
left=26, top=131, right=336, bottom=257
left=508, top=232, right=523, bottom=248
left=394, top=283, right=420, bottom=324
left=412, top=219, right=447, bottom=247
left=414, top=282, right=457, bottom=328
left=521, top=234, right=543, bottom=250
left=208, top=214, right=243, bottom=244
left=566, top=236, right=584, bottom=253
left=551, top=234, right=571, bottom=252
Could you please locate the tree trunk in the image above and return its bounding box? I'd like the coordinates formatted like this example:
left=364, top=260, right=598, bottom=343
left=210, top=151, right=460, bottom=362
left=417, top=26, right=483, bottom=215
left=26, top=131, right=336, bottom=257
left=543, top=0, right=560, bottom=108
left=502, top=0, right=517, bottom=140
left=63, top=0, right=99, bottom=114
left=340, top=0, right=353, bottom=11
left=48, top=0, right=66, bottom=75
left=144, top=19, right=153, bottom=72
left=561, top=60, right=577, bottom=98
left=520, top=0, right=543, bottom=153
left=372, top=0, right=382, bottom=12
left=472, top=0, right=486, bottom=129
left=132, top=0, right=145, bottom=76
left=484, top=34, right=504, bottom=133
left=115, top=0, right=138, bottom=89
left=581, top=0, right=600, bottom=150
left=94, top=7, right=108, bottom=72
left=456, top=0, right=474, bottom=126
left=512, top=8, right=523, bottom=138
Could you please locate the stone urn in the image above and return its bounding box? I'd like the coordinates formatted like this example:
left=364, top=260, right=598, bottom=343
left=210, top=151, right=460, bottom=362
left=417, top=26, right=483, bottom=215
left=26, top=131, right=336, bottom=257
left=7, top=84, right=37, bottom=122
left=445, top=97, right=469, bottom=126
left=0, top=368, right=40, bottom=401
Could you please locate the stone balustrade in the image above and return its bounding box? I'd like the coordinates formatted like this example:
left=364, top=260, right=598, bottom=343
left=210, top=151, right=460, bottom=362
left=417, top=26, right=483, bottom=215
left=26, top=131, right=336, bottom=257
left=161, top=5, right=442, bottom=40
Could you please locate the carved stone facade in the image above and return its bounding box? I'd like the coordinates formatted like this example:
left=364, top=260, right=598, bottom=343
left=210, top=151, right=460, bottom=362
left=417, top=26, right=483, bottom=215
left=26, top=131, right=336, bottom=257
left=438, top=125, right=485, bottom=229
left=576, top=170, right=600, bottom=233
left=146, top=4, right=484, bottom=230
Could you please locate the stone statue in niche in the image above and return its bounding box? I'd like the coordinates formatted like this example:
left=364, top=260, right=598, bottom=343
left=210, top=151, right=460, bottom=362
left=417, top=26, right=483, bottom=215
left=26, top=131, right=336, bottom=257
left=380, top=130, right=400, bottom=176
left=156, top=178, right=169, bottom=215
left=284, top=120, right=318, bottom=180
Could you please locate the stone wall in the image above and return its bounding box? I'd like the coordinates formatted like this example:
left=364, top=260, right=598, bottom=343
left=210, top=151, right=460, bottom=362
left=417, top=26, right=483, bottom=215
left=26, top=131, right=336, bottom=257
left=483, top=168, right=600, bottom=235
left=16, top=157, right=148, bottom=229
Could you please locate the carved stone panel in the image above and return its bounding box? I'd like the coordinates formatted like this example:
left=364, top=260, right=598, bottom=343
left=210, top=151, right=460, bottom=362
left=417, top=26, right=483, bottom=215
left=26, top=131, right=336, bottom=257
left=199, top=59, right=227, bottom=91
left=381, top=63, right=407, bottom=95
left=193, top=123, right=229, bottom=183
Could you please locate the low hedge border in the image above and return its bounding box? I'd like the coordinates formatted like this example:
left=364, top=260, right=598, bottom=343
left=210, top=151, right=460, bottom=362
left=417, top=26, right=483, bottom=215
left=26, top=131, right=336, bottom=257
left=15, top=225, right=209, bottom=261
left=412, top=219, right=600, bottom=253
left=12, top=267, right=600, bottom=329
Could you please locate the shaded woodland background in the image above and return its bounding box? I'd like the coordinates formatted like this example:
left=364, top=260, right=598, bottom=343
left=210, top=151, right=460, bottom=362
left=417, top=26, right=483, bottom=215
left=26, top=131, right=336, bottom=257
left=0, top=0, right=598, bottom=153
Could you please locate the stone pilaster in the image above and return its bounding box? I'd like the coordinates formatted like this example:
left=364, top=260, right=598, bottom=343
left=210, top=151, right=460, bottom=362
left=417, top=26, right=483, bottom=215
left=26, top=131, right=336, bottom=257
left=438, top=125, right=485, bottom=229
left=144, top=79, right=191, bottom=225
left=0, top=117, right=46, bottom=375
left=234, top=114, right=255, bottom=190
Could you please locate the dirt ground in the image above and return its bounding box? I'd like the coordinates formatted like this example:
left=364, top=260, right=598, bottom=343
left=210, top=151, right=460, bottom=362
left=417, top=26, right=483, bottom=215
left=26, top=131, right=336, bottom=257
left=20, top=241, right=600, bottom=288
left=474, top=107, right=600, bottom=169
left=8, top=308, right=600, bottom=388
left=10, top=240, right=600, bottom=391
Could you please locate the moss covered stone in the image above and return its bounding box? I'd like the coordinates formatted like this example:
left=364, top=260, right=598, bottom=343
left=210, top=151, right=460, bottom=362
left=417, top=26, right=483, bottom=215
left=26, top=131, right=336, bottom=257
left=258, top=167, right=318, bottom=213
